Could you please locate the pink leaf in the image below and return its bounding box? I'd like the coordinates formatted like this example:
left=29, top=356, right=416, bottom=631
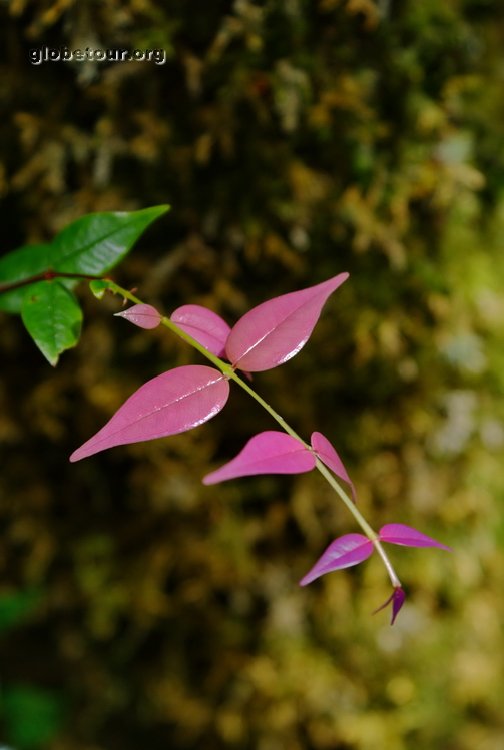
left=203, top=430, right=315, bottom=485
left=225, top=273, right=349, bottom=372
left=114, top=303, right=162, bottom=329
left=170, top=304, right=231, bottom=356
left=373, top=587, right=406, bottom=625
left=299, top=533, right=374, bottom=586
left=311, top=431, right=356, bottom=501
left=70, top=365, right=229, bottom=462
left=379, top=524, right=452, bottom=551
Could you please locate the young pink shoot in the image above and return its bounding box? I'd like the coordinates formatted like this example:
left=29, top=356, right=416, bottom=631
left=170, top=304, right=231, bottom=357
left=311, top=431, right=356, bottom=501
left=70, top=365, right=229, bottom=461
left=225, top=273, right=349, bottom=371
left=373, top=587, right=406, bottom=626
left=202, top=431, right=315, bottom=485
left=114, top=303, right=161, bottom=329
left=203, top=430, right=355, bottom=491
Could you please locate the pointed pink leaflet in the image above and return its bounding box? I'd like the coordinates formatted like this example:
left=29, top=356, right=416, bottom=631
left=203, top=430, right=315, bottom=485
left=170, top=304, right=231, bottom=357
left=299, top=533, right=374, bottom=586
left=114, top=303, right=162, bottom=329
left=311, top=431, right=356, bottom=501
left=379, top=524, right=452, bottom=551
left=225, top=273, right=349, bottom=372
left=70, top=365, right=229, bottom=462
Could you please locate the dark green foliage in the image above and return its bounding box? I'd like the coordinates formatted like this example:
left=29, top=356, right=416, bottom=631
left=0, top=206, right=168, bottom=362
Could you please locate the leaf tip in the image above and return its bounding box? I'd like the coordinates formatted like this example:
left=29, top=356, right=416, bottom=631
left=69, top=443, right=93, bottom=462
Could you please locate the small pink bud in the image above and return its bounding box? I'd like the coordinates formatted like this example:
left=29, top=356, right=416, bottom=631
left=114, top=303, right=161, bottom=329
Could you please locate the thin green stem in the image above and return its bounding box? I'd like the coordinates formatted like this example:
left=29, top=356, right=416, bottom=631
left=374, top=541, right=402, bottom=588
left=225, top=369, right=308, bottom=443
left=314, top=458, right=376, bottom=538
left=105, top=279, right=401, bottom=588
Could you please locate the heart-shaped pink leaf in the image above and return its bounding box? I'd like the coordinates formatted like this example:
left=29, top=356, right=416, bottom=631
left=379, top=524, right=452, bottom=551
left=114, top=303, right=161, bottom=329
left=225, top=273, right=349, bottom=372
left=70, top=365, right=229, bottom=462
left=203, top=430, right=315, bottom=485
left=299, top=533, right=374, bottom=586
left=311, top=431, right=356, bottom=501
left=170, top=304, right=231, bottom=356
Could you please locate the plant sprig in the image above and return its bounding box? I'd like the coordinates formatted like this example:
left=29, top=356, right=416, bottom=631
left=74, top=276, right=451, bottom=624
left=0, top=208, right=451, bottom=625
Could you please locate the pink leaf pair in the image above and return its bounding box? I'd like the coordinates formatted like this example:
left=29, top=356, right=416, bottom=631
left=300, top=524, right=451, bottom=586
left=114, top=303, right=229, bottom=352
left=69, top=365, right=229, bottom=462
left=171, top=272, right=349, bottom=371
left=202, top=430, right=355, bottom=498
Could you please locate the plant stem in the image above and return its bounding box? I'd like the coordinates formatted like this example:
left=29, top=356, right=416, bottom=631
left=89, top=277, right=403, bottom=588
left=0, top=270, right=107, bottom=294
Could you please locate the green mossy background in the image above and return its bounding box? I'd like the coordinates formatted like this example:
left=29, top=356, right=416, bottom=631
left=1, top=1, right=504, bottom=748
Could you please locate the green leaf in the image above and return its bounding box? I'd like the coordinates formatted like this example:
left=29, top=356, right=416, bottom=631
left=21, top=281, right=83, bottom=366
left=0, top=205, right=169, bottom=313
left=50, top=204, right=170, bottom=274
left=0, top=244, right=52, bottom=313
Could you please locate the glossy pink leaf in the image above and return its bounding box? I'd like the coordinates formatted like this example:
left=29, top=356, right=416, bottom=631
left=311, top=431, right=356, bottom=501
left=379, top=524, right=452, bottom=551
left=170, top=304, right=231, bottom=356
left=225, top=273, right=349, bottom=372
left=114, top=303, right=161, bottom=329
left=70, top=365, right=229, bottom=462
left=373, top=587, right=406, bottom=625
left=203, top=430, right=315, bottom=485
left=299, top=533, right=374, bottom=586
